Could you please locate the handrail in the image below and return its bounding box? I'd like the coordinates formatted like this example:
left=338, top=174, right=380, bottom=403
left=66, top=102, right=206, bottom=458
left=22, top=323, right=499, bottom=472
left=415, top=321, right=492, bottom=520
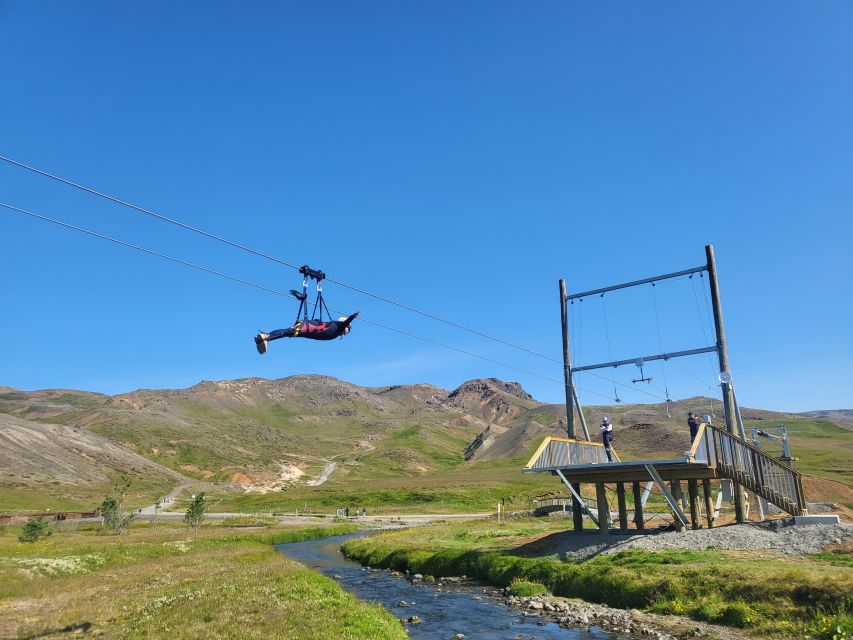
left=687, top=423, right=709, bottom=459
left=704, top=423, right=806, bottom=515
left=525, top=436, right=620, bottom=470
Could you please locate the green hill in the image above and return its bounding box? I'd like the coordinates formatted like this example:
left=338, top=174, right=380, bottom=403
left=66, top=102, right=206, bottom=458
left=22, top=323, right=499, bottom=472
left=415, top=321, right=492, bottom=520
left=1, top=376, right=851, bottom=514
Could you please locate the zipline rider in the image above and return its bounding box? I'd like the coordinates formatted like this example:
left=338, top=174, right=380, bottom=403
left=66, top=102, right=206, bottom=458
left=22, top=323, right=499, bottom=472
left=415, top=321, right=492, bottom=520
left=254, top=264, right=360, bottom=354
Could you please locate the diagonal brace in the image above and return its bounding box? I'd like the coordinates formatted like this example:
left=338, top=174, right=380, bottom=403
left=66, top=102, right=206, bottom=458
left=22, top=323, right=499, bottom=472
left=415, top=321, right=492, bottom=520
left=556, top=469, right=599, bottom=528
left=644, top=464, right=689, bottom=528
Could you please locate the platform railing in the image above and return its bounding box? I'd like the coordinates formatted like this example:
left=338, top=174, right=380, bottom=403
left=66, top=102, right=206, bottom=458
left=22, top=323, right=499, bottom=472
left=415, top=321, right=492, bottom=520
left=699, top=423, right=806, bottom=516
left=524, top=436, right=618, bottom=470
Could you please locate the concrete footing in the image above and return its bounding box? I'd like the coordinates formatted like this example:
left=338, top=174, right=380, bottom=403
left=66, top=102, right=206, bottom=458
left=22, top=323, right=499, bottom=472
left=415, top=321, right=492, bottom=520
left=794, top=514, right=841, bottom=525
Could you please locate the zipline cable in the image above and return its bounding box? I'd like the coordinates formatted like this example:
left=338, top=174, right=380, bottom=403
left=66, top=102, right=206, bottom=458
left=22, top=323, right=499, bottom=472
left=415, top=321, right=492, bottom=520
left=0, top=154, right=561, bottom=365
left=599, top=294, right=621, bottom=403
left=0, top=200, right=621, bottom=401
left=650, top=283, right=672, bottom=415
left=0, top=156, right=731, bottom=417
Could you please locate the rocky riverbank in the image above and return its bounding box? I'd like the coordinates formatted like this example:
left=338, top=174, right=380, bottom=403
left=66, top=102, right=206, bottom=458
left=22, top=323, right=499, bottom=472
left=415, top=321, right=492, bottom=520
left=391, top=570, right=748, bottom=640
left=506, top=592, right=751, bottom=640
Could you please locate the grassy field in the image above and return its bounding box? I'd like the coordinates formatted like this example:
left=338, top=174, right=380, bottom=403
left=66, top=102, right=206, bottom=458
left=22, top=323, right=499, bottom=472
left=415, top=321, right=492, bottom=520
left=0, top=522, right=405, bottom=640
left=341, top=518, right=853, bottom=639
left=0, top=473, right=177, bottom=514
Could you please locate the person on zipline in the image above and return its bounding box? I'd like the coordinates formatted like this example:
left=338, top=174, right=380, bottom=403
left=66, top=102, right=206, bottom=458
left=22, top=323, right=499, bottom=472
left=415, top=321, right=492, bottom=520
left=254, top=311, right=360, bottom=354
left=600, top=416, right=614, bottom=462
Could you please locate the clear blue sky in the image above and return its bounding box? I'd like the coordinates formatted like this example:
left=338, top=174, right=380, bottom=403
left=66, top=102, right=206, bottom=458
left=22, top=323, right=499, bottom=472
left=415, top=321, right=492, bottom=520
left=1, top=2, right=850, bottom=412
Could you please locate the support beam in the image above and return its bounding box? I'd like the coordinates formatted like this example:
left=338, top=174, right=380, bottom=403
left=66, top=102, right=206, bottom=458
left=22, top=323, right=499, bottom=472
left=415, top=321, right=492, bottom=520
left=616, top=483, right=628, bottom=532
left=572, top=385, right=591, bottom=441
left=556, top=470, right=598, bottom=528
left=559, top=280, right=574, bottom=439
left=567, top=265, right=708, bottom=300
left=641, top=480, right=654, bottom=507
left=595, top=483, right=609, bottom=534
left=570, top=346, right=717, bottom=374
left=632, top=481, right=644, bottom=531
left=706, top=244, right=745, bottom=524
left=714, top=483, right=725, bottom=520
left=572, top=483, right=584, bottom=532
left=702, top=479, right=715, bottom=528
left=688, top=479, right=701, bottom=530
left=671, top=480, right=686, bottom=531
left=645, top=464, right=689, bottom=530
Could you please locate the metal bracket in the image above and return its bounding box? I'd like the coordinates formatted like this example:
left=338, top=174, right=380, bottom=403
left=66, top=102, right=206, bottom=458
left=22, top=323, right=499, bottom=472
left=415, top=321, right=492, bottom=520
left=556, top=469, right=599, bottom=528
left=299, top=265, right=326, bottom=282
left=644, top=464, right=689, bottom=528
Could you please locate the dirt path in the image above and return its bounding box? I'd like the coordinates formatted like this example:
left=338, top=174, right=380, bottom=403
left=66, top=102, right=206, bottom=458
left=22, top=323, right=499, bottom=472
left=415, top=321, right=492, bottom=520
left=306, top=461, right=337, bottom=486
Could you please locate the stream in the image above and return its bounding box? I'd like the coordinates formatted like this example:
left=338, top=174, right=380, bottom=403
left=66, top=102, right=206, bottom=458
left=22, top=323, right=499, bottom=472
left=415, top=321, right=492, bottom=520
left=277, top=533, right=626, bottom=640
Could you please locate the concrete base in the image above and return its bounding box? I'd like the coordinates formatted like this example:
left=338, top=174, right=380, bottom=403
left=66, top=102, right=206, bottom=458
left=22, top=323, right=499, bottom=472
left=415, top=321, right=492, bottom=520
left=794, top=514, right=841, bottom=525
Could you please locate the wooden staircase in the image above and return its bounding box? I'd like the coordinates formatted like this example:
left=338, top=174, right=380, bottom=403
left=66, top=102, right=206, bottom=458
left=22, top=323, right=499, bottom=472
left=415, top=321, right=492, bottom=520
left=694, top=423, right=807, bottom=516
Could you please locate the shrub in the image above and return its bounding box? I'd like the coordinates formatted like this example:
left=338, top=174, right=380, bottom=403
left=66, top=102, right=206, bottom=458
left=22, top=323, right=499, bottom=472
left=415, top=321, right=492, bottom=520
left=19, top=518, right=52, bottom=543
left=807, top=610, right=853, bottom=640
left=718, top=601, right=756, bottom=628
left=185, top=493, right=206, bottom=533
left=507, top=579, right=548, bottom=597
left=99, top=496, right=135, bottom=534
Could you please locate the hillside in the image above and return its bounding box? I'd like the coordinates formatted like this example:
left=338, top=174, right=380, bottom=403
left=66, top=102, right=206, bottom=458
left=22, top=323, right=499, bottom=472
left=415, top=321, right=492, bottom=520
left=800, top=409, right=853, bottom=429
left=1, top=377, right=851, bottom=513
left=0, top=412, right=182, bottom=512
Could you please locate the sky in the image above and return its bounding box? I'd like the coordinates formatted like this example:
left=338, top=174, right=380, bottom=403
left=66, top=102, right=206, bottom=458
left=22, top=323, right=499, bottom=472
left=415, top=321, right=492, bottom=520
left=0, top=2, right=850, bottom=412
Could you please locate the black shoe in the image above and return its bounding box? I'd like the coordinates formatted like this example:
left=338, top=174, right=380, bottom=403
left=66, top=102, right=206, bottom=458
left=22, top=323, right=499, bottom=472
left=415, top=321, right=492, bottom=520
left=254, top=333, right=268, bottom=355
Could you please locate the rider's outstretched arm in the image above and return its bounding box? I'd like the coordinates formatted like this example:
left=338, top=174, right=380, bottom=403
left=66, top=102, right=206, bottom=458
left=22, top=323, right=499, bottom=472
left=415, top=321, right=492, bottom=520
left=337, top=310, right=361, bottom=331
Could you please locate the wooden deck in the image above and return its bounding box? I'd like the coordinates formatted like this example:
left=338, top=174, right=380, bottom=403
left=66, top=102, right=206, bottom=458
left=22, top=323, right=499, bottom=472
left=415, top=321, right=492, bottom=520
left=522, top=424, right=807, bottom=533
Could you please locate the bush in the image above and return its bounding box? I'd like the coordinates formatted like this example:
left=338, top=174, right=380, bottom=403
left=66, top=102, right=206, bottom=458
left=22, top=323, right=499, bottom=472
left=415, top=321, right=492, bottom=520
left=807, top=611, right=853, bottom=640
left=185, top=493, right=206, bottom=533
left=19, top=518, right=52, bottom=543
left=98, top=496, right=135, bottom=534
left=507, top=579, right=548, bottom=597
left=718, top=601, right=756, bottom=628
left=222, top=516, right=276, bottom=528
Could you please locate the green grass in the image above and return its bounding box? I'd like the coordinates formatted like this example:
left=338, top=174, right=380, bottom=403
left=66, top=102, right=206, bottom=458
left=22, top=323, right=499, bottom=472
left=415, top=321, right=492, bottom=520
left=0, top=472, right=175, bottom=514
left=340, top=518, right=853, bottom=639
left=507, top=578, right=548, bottom=597
left=0, top=522, right=405, bottom=639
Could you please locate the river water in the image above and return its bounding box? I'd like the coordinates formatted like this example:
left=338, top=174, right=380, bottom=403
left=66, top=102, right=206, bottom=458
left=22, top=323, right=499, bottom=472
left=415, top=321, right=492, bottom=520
left=277, top=533, right=625, bottom=640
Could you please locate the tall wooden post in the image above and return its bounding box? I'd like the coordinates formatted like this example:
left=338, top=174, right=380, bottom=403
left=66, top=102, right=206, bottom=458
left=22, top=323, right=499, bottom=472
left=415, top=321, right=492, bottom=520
left=616, top=483, right=628, bottom=532
left=595, top=483, right=609, bottom=534
left=687, top=479, right=701, bottom=530
left=705, top=244, right=745, bottom=523
left=572, top=483, right=584, bottom=532
left=632, top=481, right=644, bottom=531
left=671, top=480, right=685, bottom=532
left=559, top=279, right=574, bottom=439
left=702, top=479, right=715, bottom=528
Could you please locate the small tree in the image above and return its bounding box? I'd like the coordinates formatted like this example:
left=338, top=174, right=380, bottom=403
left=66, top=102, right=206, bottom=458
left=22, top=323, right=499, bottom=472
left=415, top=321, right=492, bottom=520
left=185, top=493, right=206, bottom=533
left=99, top=474, right=136, bottom=534
left=19, top=518, right=52, bottom=543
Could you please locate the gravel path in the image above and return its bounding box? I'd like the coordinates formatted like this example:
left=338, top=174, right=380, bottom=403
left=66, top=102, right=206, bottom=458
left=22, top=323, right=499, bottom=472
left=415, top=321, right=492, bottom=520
left=519, top=519, right=853, bottom=560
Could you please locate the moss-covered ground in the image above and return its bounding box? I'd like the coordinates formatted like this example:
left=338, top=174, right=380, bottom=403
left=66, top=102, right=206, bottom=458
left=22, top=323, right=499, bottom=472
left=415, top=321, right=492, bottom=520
left=341, top=518, right=853, bottom=639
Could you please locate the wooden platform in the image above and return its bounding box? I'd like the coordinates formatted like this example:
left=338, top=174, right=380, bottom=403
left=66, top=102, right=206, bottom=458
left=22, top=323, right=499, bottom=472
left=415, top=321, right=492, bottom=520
left=522, top=425, right=807, bottom=533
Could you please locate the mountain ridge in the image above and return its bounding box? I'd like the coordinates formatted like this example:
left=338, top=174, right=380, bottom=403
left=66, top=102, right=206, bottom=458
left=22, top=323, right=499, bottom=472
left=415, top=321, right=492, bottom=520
left=2, top=375, right=852, bottom=512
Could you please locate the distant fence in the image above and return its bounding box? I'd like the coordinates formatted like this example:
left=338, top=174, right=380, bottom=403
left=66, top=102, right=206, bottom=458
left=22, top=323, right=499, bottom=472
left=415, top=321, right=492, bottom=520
left=0, top=511, right=98, bottom=525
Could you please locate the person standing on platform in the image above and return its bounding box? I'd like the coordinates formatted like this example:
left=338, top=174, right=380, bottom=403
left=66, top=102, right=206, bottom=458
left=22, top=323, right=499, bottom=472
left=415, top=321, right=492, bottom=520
left=688, top=412, right=701, bottom=444
left=600, top=417, right=614, bottom=462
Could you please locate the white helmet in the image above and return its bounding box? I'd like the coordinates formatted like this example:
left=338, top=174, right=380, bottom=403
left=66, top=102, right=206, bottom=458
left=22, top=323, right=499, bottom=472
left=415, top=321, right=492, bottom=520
left=338, top=316, right=347, bottom=322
